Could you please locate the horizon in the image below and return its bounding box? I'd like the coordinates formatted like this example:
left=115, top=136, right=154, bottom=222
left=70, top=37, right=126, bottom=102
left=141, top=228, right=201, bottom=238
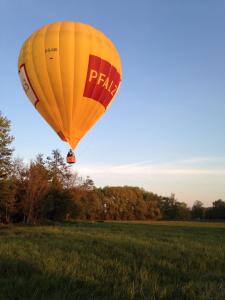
left=0, top=0, right=225, bottom=206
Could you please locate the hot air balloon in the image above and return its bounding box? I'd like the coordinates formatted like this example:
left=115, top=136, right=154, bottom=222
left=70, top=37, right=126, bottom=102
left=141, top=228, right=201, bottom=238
left=18, top=21, right=122, bottom=163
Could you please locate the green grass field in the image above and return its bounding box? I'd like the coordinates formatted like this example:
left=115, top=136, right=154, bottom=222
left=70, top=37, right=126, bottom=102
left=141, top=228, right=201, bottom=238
left=0, top=221, right=225, bottom=300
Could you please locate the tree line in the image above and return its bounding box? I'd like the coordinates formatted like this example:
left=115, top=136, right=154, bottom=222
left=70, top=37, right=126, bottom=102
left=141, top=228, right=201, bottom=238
left=0, top=111, right=224, bottom=224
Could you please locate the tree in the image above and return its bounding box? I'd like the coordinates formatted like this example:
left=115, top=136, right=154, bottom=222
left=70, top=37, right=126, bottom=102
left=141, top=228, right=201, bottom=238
left=81, top=176, right=95, bottom=191
left=191, top=200, right=205, bottom=220
left=0, top=112, right=15, bottom=223
left=46, top=149, right=72, bottom=188
left=23, top=157, right=50, bottom=223
left=159, top=196, right=177, bottom=219
left=0, top=111, right=14, bottom=179
left=144, top=192, right=161, bottom=219
left=212, top=199, right=225, bottom=220
left=159, top=196, right=190, bottom=220
left=0, top=179, right=16, bottom=223
left=41, top=188, right=74, bottom=221
left=78, top=190, right=102, bottom=220
left=205, top=207, right=213, bottom=220
left=11, top=158, right=29, bottom=222
left=174, top=201, right=190, bottom=220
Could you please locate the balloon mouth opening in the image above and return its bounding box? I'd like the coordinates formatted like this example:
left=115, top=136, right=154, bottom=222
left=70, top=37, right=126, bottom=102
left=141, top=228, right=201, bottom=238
left=69, top=139, right=80, bottom=150
left=57, top=131, right=80, bottom=150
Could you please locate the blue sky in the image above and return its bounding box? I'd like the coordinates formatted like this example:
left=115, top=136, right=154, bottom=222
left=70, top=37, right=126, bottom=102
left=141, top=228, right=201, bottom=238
left=0, top=0, right=225, bottom=205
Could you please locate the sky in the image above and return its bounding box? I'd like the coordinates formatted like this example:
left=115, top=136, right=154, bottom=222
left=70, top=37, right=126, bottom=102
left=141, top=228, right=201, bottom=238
left=0, top=0, right=225, bottom=206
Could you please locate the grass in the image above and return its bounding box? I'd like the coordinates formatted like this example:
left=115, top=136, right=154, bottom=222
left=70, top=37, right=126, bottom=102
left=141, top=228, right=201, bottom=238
left=0, top=221, right=225, bottom=300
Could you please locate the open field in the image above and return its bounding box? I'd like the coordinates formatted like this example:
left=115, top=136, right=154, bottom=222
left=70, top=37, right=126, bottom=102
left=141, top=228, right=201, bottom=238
left=0, top=221, right=225, bottom=300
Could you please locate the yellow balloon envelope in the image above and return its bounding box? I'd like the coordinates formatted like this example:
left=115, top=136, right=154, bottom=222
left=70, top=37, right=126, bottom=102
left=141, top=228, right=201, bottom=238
left=18, top=21, right=122, bottom=151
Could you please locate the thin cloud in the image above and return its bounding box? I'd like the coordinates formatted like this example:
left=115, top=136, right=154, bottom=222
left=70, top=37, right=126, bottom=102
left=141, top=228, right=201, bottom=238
left=77, top=156, right=225, bottom=177
left=75, top=156, right=225, bottom=205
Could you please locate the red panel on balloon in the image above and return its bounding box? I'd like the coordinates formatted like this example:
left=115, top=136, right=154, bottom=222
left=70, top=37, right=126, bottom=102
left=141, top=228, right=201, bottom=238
left=83, top=55, right=121, bottom=108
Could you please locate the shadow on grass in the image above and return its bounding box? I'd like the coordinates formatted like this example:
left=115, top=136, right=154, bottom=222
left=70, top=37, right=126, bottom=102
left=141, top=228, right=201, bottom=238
left=0, top=256, right=120, bottom=300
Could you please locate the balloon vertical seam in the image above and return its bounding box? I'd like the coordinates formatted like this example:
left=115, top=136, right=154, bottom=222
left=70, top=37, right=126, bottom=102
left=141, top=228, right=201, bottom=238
left=44, top=24, right=65, bottom=135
